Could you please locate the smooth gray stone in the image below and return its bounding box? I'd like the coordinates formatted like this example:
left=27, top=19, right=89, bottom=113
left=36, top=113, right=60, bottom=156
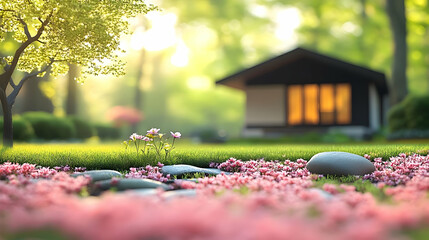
left=308, top=188, right=333, bottom=200
left=95, top=178, right=171, bottom=191
left=162, top=165, right=222, bottom=176
left=30, top=179, right=43, bottom=183
left=125, top=189, right=159, bottom=197
left=163, top=189, right=197, bottom=200
left=180, top=178, right=199, bottom=183
left=71, top=170, right=122, bottom=182
left=165, top=178, right=200, bottom=184
left=306, top=152, right=375, bottom=176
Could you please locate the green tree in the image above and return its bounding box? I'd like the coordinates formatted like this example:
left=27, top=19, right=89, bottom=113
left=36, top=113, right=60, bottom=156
left=407, top=0, right=429, bottom=94
left=386, top=0, right=408, bottom=105
left=0, top=0, right=156, bottom=147
left=65, top=64, right=79, bottom=116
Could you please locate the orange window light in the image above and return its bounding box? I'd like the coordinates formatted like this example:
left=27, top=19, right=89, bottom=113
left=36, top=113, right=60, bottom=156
left=304, top=84, right=319, bottom=124
left=288, top=85, right=303, bottom=125
left=336, top=84, right=351, bottom=124
left=320, top=84, right=335, bottom=124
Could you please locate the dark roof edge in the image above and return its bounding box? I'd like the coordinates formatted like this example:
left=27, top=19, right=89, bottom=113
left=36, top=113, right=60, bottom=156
left=216, top=47, right=386, bottom=85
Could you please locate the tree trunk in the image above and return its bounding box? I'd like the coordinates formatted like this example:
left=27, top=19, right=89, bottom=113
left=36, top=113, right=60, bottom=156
left=386, top=0, right=408, bottom=105
left=131, top=50, right=146, bottom=133
left=66, top=64, right=79, bottom=116
left=18, top=73, right=54, bottom=113
left=358, top=0, right=368, bottom=58
left=0, top=88, right=13, bottom=148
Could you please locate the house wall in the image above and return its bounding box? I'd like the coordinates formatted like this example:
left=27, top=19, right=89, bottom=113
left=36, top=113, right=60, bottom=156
left=382, top=95, right=390, bottom=126
left=369, top=83, right=380, bottom=130
left=351, top=81, right=370, bottom=126
left=245, top=85, right=286, bottom=126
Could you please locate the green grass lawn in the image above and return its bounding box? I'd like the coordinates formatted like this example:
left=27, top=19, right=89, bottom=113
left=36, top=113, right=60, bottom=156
left=1, top=142, right=429, bottom=171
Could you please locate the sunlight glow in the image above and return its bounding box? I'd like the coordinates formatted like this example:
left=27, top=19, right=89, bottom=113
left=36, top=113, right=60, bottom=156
left=171, top=41, right=190, bottom=67
left=341, top=22, right=362, bottom=36
left=130, top=12, right=178, bottom=51
left=274, top=8, right=301, bottom=42
left=249, top=4, right=268, bottom=18
left=187, top=76, right=212, bottom=90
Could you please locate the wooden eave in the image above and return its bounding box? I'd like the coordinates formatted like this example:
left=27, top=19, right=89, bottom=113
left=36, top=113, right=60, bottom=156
left=216, top=47, right=388, bottom=94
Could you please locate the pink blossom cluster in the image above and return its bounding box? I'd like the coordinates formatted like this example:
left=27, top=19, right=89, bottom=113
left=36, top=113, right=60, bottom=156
left=125, top=162, right=171, bottom=182
left=1, top=190, right=413, bottom=240
left=0, top=162, right=57, bottom=179
left=178, top=172, right=314, bottom=196
left=385, top=174, right=429, bottom=201
left=363, top=153, right=429, bottom=185
left=106, top=106, right=143, bottom=126
left=214, top=157, right=311, bottom=178
left=2, top=171, right=429, bottom=240
left=0, top=162, right=87, bottom=180
left=2, top=155, right=429, bottom=239
left=54, top=165, right=87, bottom=173
left=0, top=172, right=90, bottom=211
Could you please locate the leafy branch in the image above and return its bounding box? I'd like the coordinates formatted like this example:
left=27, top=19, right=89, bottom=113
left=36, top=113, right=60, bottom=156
left=4, top=10, right=53, bottom=80
left=6, top=58, right=55, bottom=107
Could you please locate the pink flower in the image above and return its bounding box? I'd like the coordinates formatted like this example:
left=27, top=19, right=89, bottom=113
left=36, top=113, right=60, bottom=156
left=170, top=131, right=181, bottom=139
left=147, top=128, right=160, bottom=135
left=129, top=133, right=143, bottom=140
left=142, top=137, right=153, bottom=142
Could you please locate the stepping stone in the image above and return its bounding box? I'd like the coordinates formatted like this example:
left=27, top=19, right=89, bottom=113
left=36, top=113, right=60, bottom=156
left=126, top=189, right=159, bottom=197
left=308, top=188, right=333, bottom=200
left=306, top=152, right=375, bottom=176
left=163, top=189, right=197, bottom=200
left=179, top=178, right=199, bottom=183
left=162, top=164, right=222, bottom=176
left=124, top=189, right=197, bottom=199
left=71, top=170, right=122, bottom=182
left=94, top=178, right=171, bottom=191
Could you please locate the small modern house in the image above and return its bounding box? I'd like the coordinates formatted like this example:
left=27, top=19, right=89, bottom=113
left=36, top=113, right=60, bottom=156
left=216, top=47, right=389, bottom=139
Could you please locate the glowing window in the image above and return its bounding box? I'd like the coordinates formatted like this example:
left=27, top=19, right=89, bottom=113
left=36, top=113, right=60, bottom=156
left=286, top=83, right=351, bottom=126
left=287, top=85, right=303, bottom=125
left=320, top=84, right=335, bottom=124
left=336, top=84, right=351, bottom=124
left=304, top=84, right=319, bottom=124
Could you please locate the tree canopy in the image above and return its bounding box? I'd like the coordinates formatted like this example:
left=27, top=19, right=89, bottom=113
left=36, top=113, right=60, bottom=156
left=0, top=0, right=157, bottom=81
left=0, top=0, right=157, bottom=147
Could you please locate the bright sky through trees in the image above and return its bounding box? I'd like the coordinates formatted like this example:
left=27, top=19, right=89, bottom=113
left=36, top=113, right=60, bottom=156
left=129, top=12, right=177, bottom=52
left=123, top=5, right=302, bottom=69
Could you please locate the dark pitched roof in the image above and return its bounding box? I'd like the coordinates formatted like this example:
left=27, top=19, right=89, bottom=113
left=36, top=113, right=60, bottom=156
left=216, top=47, right=388, bottom=94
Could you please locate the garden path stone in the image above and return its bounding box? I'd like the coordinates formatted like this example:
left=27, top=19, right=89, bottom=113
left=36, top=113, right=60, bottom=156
left=306, top=151, right=375, bottom=176
left=126, top=189, right=159, bottom=197
left=163, top=189, right=197, bottom=200
left=162, top=164, right=222, bottom=176
left=308, top=188, right=333, bottom=200
left=71, top=170, right=122, bottom=182
left=94, top=178, right=171, bottom=192
left=179, top=178, right=199, bottom=183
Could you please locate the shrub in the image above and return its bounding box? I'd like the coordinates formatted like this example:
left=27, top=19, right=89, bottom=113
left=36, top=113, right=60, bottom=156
left=388, top=103, right=407, bottom=132
left=191, top=128, right=227, bottom=143
left=321, top=131, right=352, bottom=143
left=403, top=95, right=429, bottom=129
left=21, top=112, right=76, bottom=140
left=0, top=116, right=35, bottom=141
left=68, top=116, right=96, bottom=139
left=388, top=95, right=429, bottom=132
left=93, top=123, right=120, bottom=140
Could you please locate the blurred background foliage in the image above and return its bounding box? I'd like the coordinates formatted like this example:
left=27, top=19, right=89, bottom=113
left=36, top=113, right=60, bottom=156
left=1, top=0, right=429, bottom=141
